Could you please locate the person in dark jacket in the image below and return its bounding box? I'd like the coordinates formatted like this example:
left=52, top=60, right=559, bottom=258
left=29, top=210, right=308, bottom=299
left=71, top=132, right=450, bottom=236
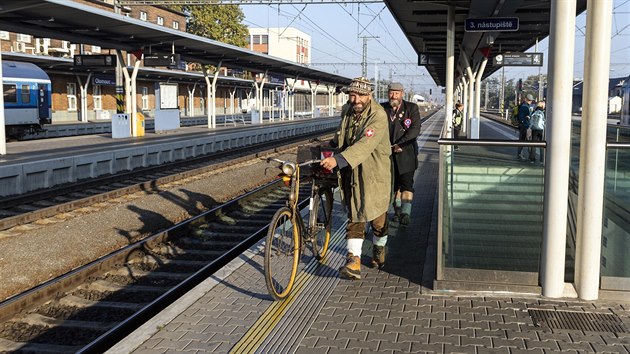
left=320, top=77, right=392, bottom=278
left=517, top=94, right=534, bottom=160
left=381, top=82, right=422, bottom=227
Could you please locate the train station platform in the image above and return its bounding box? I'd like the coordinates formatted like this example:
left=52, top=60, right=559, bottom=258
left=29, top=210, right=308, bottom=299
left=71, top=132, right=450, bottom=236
left=0, top=117, right=339, bottom=198
left=107, top=110, right=630, bottom=353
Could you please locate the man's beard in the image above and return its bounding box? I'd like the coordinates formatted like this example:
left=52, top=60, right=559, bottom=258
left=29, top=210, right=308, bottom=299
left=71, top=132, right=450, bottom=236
left=352, top=102, right=366, bottom=113
left=389, top=99, right=401, bottom=108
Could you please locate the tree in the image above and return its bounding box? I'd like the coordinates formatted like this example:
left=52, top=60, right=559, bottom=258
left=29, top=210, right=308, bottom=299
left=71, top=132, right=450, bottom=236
left=171, top=5, right=248, bottom=48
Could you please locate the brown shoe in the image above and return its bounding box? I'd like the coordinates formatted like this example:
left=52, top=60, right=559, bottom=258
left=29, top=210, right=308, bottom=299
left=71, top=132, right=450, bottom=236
left=339, top=253, right=361, bottom=280
left=370, top=245, right=385, bottom=268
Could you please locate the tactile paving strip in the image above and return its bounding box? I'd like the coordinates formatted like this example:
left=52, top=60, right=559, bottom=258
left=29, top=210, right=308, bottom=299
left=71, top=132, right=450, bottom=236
left=529, top=309, right=628, bottom=333
left=230, top=217, right=348, bottom=354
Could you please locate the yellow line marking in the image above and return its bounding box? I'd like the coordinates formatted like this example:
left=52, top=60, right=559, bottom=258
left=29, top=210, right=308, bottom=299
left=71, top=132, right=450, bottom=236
left=230, top=224, right=346, bottom=354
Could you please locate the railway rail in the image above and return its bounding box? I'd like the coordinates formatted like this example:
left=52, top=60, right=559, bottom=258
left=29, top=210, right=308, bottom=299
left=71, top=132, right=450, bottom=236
left=0, top=178, right=312, bottom=353
left=0, top=130, right=333, bottom=233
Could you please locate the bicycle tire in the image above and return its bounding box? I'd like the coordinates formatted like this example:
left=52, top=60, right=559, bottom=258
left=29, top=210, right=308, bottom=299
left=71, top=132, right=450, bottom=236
left=310, top=188, right=333, bottom=261
left=264, top=207, right=300, bottom=301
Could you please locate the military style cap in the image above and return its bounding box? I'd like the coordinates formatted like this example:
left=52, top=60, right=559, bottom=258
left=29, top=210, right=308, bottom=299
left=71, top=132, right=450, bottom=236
left=526, top=94, right=534, bottom=101
left=346, top=76, right=373, bottom=95
left=388, top=82, right=404, bottom=91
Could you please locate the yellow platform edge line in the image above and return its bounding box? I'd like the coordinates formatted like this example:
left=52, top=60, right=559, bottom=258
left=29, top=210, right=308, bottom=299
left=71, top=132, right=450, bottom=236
left=230, top=223, right=346, bottom=354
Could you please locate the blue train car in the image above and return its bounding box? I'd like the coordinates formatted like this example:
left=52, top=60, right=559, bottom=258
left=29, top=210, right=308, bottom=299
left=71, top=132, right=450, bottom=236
left=2, top=60, right=52, bottom=138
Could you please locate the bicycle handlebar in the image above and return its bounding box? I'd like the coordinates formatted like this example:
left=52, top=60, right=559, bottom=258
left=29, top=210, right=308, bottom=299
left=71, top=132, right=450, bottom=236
left=266, top=157, right=322, bottom=167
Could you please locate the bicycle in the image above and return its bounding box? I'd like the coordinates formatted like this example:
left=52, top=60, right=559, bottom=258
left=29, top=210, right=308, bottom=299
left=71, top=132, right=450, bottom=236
left=264, top=155, right=336, bottom=301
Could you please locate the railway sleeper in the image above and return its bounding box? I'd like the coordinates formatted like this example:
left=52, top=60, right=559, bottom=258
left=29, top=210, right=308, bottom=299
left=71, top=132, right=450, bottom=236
left=57, top=294, right=143, bottom=311
left=80, top=279, right=168, bottom=294
left=17, top=313, right=115, bottom=331
left=177, top=236, right=248, bottom=248
left=152, top=244, right=225, bottom=259
left=0, top=337, right=80, bottom=354
left=202, top=222, right=267, bottom=233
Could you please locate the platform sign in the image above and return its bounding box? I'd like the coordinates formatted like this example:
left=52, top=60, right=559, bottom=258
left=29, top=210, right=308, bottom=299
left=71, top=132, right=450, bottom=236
left=494, top=52, right=543, bottom=67
left=465, top=17, right=519, bottom=32
left=74, top=54, right=117, bottom=67
left=418, top=52, right=445, bottom=66
left=144, top=53, right=180, bottom=67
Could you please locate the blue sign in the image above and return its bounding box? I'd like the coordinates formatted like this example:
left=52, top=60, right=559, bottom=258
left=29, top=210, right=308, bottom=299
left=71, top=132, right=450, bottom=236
left=93, top=75, right=116, bottom=86
left=465, top=17, right=519, bottom=32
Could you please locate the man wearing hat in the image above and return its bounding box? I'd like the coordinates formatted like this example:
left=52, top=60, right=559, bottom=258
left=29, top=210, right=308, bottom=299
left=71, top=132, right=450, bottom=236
left=516, top=93, right=535, bottom=160
left=381, top=82, right=422, bottom=227
left=320, top=77, right=392, bottom=279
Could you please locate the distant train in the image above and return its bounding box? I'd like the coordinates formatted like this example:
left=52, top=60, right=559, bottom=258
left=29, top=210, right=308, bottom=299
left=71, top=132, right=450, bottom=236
left=2, top=60, right=51, bottom=138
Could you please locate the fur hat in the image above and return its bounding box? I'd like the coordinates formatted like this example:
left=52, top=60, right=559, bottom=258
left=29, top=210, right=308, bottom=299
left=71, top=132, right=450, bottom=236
left=346, top=77, right=373, bottom=95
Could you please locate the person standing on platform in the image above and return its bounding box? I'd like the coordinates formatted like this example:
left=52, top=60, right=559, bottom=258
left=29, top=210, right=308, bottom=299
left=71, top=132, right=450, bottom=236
left=452, top=102, right=464, bottom=151
left=529, top=101, right=546, bottom=163
left=516, top=94, right=534, bottom=160
left=381, top=82, right=422, bottom=226
left=320, top=77, right=392, bottom=279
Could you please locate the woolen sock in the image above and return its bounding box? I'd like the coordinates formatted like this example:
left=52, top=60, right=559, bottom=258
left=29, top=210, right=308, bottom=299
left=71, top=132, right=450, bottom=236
left=372, top=235, right=388, bottom=247
left=401, top=201, right=412, bottom=215
left=347, top=238, right=364, bottom=257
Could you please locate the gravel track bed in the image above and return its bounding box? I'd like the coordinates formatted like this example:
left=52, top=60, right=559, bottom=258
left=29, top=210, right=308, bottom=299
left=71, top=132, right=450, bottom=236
left=0, top=151, right=297, bottom=301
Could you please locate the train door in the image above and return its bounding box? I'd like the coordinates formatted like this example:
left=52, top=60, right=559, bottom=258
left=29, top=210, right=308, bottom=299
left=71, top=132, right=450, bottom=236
left=38, top=84, right=51, bottom=124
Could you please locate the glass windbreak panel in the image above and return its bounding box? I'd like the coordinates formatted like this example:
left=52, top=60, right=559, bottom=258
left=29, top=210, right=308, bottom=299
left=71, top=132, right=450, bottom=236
left=441, top=145, right=545, bottom=274
left=601, top=147, right=630, bottom=290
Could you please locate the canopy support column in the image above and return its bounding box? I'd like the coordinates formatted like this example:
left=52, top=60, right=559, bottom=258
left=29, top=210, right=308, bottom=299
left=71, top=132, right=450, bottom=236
left=204, top=60, right=222, bottom=129
left=541, top=0, right=577, bottom=298
left=575, top=0, right=613, bottom=301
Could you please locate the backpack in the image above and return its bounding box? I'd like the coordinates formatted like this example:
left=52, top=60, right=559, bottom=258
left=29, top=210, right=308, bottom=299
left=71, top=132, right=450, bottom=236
left=530, top=110, right=545, bottom=130
left=510, top=106, right=519, bottom=126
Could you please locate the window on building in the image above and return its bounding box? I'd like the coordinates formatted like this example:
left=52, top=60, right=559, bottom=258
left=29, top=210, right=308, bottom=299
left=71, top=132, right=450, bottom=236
left=93, top=85, right=102, bottom=110
left=21, top=85, right=31, bottom=104
left=16, top=33, right=31, bottom=43
left=139, top=11, right=147, bottom=21
left=67, top=83, right=77, bottom=111
left=141, top=87, right=149, bottom=110
left=91, top=45, right=101, bottom=53
left=172, top=21, right=179, bottom=30
left=261, top=35, right=268, bottom=44
left=253, top=35, right=261, bottom=45
left=245, top=36, right=251, bottom=45
left=157, top=16, right=164, bottom=26
left=0, top=31, right=9, bottom=40
left=3, top=84, right=17, bottom=103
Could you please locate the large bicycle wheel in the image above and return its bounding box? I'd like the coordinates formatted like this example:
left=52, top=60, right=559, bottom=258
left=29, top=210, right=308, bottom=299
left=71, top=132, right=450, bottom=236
left=264, top=207, right=300, bottom=301
left=310, top=188, right=333, bottom=261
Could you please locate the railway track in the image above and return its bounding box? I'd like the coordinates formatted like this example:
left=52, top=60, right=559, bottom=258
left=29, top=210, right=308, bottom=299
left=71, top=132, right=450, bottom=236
left=0, top=179, right=311, bottom=353
left=0, top=131, right=332, bottom=233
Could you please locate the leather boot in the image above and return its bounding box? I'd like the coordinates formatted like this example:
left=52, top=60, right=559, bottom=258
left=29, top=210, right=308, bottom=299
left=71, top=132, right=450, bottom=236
left=370, top=245, right=385, bottom=268
left=339, top=253, right=361, bottom=280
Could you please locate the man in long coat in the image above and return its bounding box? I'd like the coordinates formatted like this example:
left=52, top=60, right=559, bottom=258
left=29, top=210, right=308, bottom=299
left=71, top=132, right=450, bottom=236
left=381, top=82, right=422, bottom=226
left=320, top=77, right=392, bottom=279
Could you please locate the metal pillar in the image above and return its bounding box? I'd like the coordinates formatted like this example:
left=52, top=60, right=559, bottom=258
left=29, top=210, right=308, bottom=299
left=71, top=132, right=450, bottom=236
left=187, top=83, right=197, bottom=117
left=204, top=61, right=222, bottom=129
left=461, top=76, right=468, bottom=134
left=541, top=0, right=577, bottom=298
left=444, top=5, right=455, bottom=138
left=0, top=50, right=6, bottom=155
left=130, top=60, right=140, bottom=136
left=475, top=58, right=487, bottom=118
left=309, top=81, right=319, bottom=117
left=575, top=0, right=613, bottom=301
left=77, top=73, right=92, bottom=123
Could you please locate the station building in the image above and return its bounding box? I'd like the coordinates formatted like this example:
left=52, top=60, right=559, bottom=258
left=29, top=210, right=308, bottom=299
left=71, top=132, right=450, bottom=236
left=1, top=0, right=333, bottom=125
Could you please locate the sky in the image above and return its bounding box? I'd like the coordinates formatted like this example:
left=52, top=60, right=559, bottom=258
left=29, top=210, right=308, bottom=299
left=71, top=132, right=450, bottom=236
left=240, top=0, right=630, bottom=98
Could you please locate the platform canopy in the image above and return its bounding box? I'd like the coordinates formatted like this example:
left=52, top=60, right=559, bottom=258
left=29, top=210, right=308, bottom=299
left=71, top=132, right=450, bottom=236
left=384, top=0, right=587, bottom=86
left=0, top=0, right=351, bottom=86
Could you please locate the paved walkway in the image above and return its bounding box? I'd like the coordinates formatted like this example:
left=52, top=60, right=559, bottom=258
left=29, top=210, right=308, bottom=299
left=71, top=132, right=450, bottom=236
left=109, top=111, right=630, bottom=354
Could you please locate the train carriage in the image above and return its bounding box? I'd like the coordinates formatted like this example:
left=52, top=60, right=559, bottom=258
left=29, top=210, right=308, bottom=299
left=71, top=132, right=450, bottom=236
left=2, top=60, right=52, bottom=138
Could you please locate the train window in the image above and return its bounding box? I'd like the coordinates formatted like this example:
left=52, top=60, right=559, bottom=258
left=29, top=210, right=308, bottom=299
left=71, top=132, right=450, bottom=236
left=21, top=85, right=31, bottom=104
left=3, top=84, right=17, bottom=103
